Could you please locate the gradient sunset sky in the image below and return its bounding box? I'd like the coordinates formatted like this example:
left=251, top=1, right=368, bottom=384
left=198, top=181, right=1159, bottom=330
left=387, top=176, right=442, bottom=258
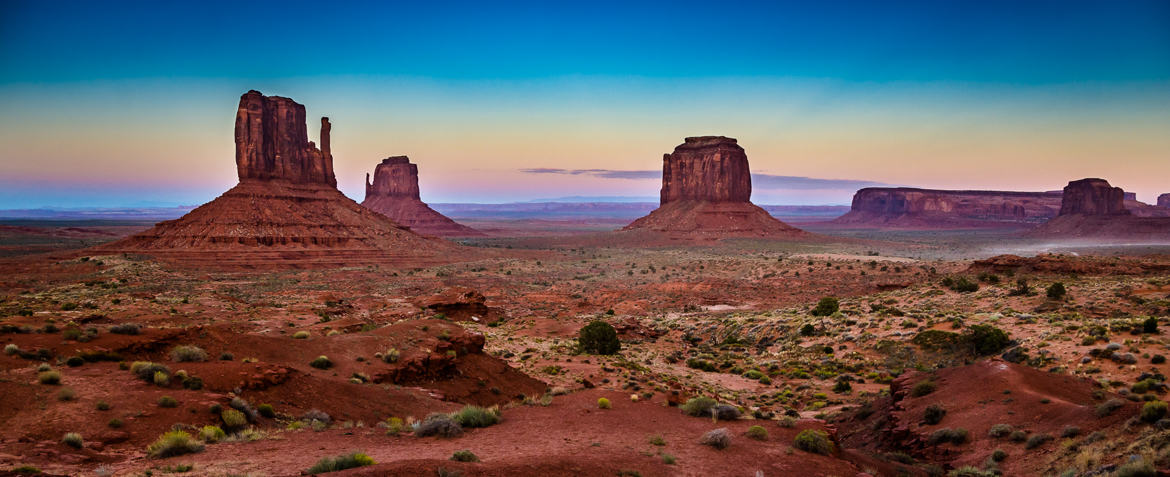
left=1, top=0, right=1168, bottom=207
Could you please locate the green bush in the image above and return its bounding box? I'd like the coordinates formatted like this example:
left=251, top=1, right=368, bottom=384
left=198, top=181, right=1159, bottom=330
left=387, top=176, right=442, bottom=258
left=910, top=380, right=936, bottom=397
left=928, top=428, right=968, bottom=445
left=1096, top=399, right=1125, bottom=417
left=293, top=331, right=310, bottom=339
left=130, top=361, right=171, bottom=384
left=382, top=348, right=400, bottom=363
left=699, top=428, right=731, bottom=449
left=1113, top=458, right=1156, bottom=477
left=221, top=409, right=247, bottom=429
left=1142, top=317, right=1158, bottom=334
left=257, top=403, right=275, bottom=418
left=38, top=370, right=61, bottom=385
left=1046, top=282, right=1066, bottom=300
left=199, top=425, right=225, bottom=443
left=578, top=320, right=620, bottom=355
left=597, top=397, right=611, bottom=409
left=964, top=324, right=1011, bottom=355
left=1140, top=401, right=1167, bottom=423
left=1024, top=433, right=1052, bottom=449
left=988, top=424, right=1013, bottom=438
left=61, top=432, right=83, bottom=449
left=811, top=297, right=839, bottom=316
left=924, top=404, right=946, bottom=425
left=158, top=396, right=178, bottom=408
left=944, top=277, right=979, bottom=293
left=450, top=450, right=479, bottom=462
left=681, top=396, right=717, bottom=417
left=991, top=449, right=1007, bottom=462
left=793, top=429, right=834, bottom=455
left=146, top=431, right=204, bottom=458
left=169, top=345, right=207, bottom=362
left=746, top=425, right=768, bottom=441
left=451, top=405, right=499, bottom=428
left=306, top=451, right=375, bottom=474
left=310, top=355, right=333, bottom=369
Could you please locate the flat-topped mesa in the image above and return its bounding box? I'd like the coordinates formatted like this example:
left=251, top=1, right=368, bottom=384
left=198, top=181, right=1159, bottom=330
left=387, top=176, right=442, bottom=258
left=1058, top=178, right=1129, bottom=216
left=364, top=156, right=421, bottom=200
left=660, top=136, right=751, bottom=204
left=234, top=90, right=336, bottom=186
left=1159, top=193, right=1170, bottom=209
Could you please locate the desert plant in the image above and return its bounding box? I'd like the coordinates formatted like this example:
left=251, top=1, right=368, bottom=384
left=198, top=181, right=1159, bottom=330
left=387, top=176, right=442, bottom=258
left=199, top=425, right=226, bottom=443
left=258, top=403, right=276, bottom=418
left=451, top=405, right=499, bottom=428
left=1113, top=457, right=1156, bottom=477
left=146, top=431, right=204, bottom=458
left=746, top=425, right=768, bottom=440
left=597, top=397, right=611, bottom=409
left=221, top=409, right=247, bottom=429
left=988, top=424, right=1013, bottom=438
left=681, top=396, right=717, bottom=417
left=61, top=432, right=83, bottom=449
left=1046, top=282, right=1067, bottom=300
left=924, top=404, right=947, bottom=425
left=700, top=428, right=731, bottom=449
left=415, top=413, right=462, bottom=438
left=109, top=323, right=141, bottom=335
left=450, top=450, right=479, bottom=462
left=158, top=396, right=178, bottom=408
left=107, top=418, right=123, bottom=428
left=38, top=370, right=61, bottom=385
left=1142, top=317, right=1159, bottom=334
left=1096, top=399, right=1125, bottom=417
left=293, top=331, right=310, bottom=339
left=929, top=427, right=968, bottom=445
left=964, top=324, right=1011, bottom=355
left=310, top=355, right=332, bottom=369
left=1025, top=433, right=1052, bottom=449
left=96, top=400, right=110, bottom=411
left=911, top=380, right=936, bottom=397
left=306, top=451, right=375, bottom=474
left=991, top=449, right=1007, bottom=462
left=130, top=361, right=170, bottom=384
left=1060, top=425, right=1080, bottom=438
left=812, top=296, right=839, bottom=316
left=57, top=388, right=76, bottom=401
left=3, top=344, right=18, bottom=355
left=153, top=370, right=169, bottom=386
left=382, top=348, right=400, bottom=363
left=578, top=320, right=620, bottom=354
left=65, top=356, right=84, bottom=367
left=170, top=345, right=207, bottom=362
left=794, top=429, right=834, bottom=455
left=1140, top=400, right=1167, bottom=423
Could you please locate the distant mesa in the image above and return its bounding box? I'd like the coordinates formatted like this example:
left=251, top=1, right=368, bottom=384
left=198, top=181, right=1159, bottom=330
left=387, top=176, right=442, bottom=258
left=95, top=90, right=457, bottom=268
left=623, top=136, right=804, bottom=237
left=1159, top=193, right=1170, bottom=209
left=831, top=187, right=1063, bottom=229
left=361, top=156, right=483, bottom=237
left=1028, top=178, right=1170, bottom=239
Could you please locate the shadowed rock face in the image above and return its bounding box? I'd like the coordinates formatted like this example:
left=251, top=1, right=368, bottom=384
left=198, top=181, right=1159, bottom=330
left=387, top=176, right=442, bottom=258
left=235, top=90, right=336, bottom=186
left=833, top=188, right=1063, bottom=228
left=1058, top=178, right=1128, bottom=216
left=362, top=156, right=482, bottom=237
left=1159, top=193, right=1170, bottom=208
left=660, top=136, right=751, bottom=204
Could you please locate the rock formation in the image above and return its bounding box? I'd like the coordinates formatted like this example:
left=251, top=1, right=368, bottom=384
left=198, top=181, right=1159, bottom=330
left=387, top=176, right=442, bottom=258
left=1159, top=193, right=1170, bottom=209
left=1028, top=178, right=1170, bottom=239
left=624, top=136, right=804, bottom=237
left=361, top=156, right=482, bottom=237
left=831, top=188, right=1063, bottom=228
left=96, top=91, right=459, bottom=267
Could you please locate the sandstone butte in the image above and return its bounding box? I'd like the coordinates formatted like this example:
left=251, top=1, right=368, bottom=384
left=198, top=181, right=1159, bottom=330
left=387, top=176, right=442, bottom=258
left=94, top=90, right=459, bottom=268
left=623, top=136, right=804, bottom=237
left=1028, top=178, right=1170, bottom=239
left=1159, top=193, right=1170, bottom=208
left=361, top=156, right=483, bottom=237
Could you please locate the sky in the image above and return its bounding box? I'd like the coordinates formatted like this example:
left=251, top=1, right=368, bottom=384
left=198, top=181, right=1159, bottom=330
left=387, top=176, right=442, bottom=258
left=1, top=0, right=1168, bottom=207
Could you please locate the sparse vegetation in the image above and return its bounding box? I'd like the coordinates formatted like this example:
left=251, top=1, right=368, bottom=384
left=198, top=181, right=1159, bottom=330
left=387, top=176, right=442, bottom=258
left=415, top=413, right=462, bottom=438
left=450, top=450, right=479, bottom=462
left=61, top=432, right=82, bottom=449
left=794, top=429, right=834, bottom=455
left=578, top=320, right=620, bottom=355
left=170, top=345, right=207, bottom=362
left=310, top=355, right=333, bottom=369
left=1139, top=400, right=1167, bottom=423
left=451, top=405, right=500, bottom=428
left=597, top=397, right=611, bottom=409
left=699, top=428, right=731, bottom=449
left=746, top=425, right=768, bottom=440
left=811, top=296, right=839, bottom=316
left=146, top=431, right=204, bottom=458
left=306, top=451, right=375, bottom=474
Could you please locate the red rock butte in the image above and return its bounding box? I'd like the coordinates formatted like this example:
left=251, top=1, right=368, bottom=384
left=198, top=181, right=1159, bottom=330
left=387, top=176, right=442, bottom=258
left=1028, top=178, right=1170, bottom=239
left=832, top=187, right=1064, bottom=229
left=624, top=136, right=804, bottom=237
left=94, top=91, right=459, bottom=268
left=361, top=156, right=483, bottom=237
left=1158, top=193, right=1170, bottom=209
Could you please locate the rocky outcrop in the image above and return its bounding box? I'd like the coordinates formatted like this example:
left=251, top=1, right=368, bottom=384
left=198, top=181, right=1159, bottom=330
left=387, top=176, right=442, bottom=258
left=1028, top=178, right=1170, bottom=239
left=1159, top=193, right=1170, bottom=208
left=97, top=91, right=462, bottom=268
left=660, top=136, right=752, bottom=204
left=624, top=137, right=803, bottom=237
left=831, top=188, right=1062, bottom=228
left=361, top=156, right=482, bottom=237
left=235, top=90, right=335, bottom=186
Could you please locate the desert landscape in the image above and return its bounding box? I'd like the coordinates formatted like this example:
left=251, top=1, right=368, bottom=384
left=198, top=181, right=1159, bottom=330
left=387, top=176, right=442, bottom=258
left=2, top=2, right=1169, bottom=477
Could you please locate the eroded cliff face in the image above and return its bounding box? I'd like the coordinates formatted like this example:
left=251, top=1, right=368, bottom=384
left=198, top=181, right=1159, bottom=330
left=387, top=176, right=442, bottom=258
left=361, top=156, right=482, bottom=237
left=1058, top=178, right=1129, bottom=216
left=235, top=90, right=336, bottom=186
left=1158, top=193, right=1170, bottom=209
left=1028, top=178, right=1170, bottom=239
left=832, top=188, right=1063, bottom=228
left=660, top=136, right=752, bottom=204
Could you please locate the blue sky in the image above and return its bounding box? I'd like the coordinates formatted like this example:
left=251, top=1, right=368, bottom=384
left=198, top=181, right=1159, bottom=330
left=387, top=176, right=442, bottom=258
left=1, top=0, right=1168, bottom=207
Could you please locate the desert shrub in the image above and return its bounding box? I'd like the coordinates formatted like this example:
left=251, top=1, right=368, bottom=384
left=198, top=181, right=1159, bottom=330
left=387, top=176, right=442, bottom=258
left=924, top=404, right=947, bottom=425
left=1140, top=401, right=1168, bottom=423
left=662, top=454, right=676, bottom=465
left=963, top=324, right=1011, bottom=355
left=746, top=425, right=768, bottom=440
left=1142, top=317, right=1159, bottom=334
left=1096, top=399, right=1125, bottom=417
left=1025, top=433, right=1052, bottom=449
left=258, top=403, right=276, bottom=418
left=681, top=396, right=718, bottom=417
left=911, top=380, right=936, bottom=397
left=147, top=431, right=204, bottom=458
left=153, top=371, right=169, bottom=386
left=38, top=370, right=61, bottom=385
left=96, top=400, right=109, bottom=411
left=1060, top=425, right=1080, bottom=438
left=61, top=432, right=83, bottom=448
left=800, top=323, right=816, bottom=336
left=182, top=375, right=203, bottom=390
left=699, top=428, right=731, bottom=449
left=3, top=344, right=18, bottom=355
left=450, top=450, right=479, bottom=462
left=711, top=404, right=740, bottom=420
left=306, top=451, right=375, bottom=474
left=944, top=277, right=979, bottom=293
left=929, top=428, right=968, bottom=445
left=912, top=330, right=963, bottom=352
left=947, top=467, right=995, bottom=477
left=65, top=356, right=84, bottom=367
left=988, top=424, right=1013, bottom=438
left=597, top=397, right=611, bottom=409
left=991, top=449, right=1007, bottom=462
left=794, top=429, right=834, bottom=455
left=832, top=380, right=852, bottom=394
left=170, top=345, right=207, bottom=362
left=130, top=361, right=170, bottom=383
left=451, top=405, right=499, bottom=428
left=382, top=348, right=400, bottom=363
left=56, top=388, right=76, bottom=401
left=1113, top=458, right=1156, bottom=477
left=293, top=331, right=310, bottom=339
left=108, top=418, right=123, bottom=428
left=158, top=396, right=178, bottom=408
left=649, top=435, right=666, bottom=446
left=578, top=320, right=620, bottom=355
left=109, top=323, right=141, bottom=335
left=1153, top=355, right=1166, bottom=364
left=310, top=355, right=333, bottom=369
left=199, top=425, right=225, bottom=443
left=415, top=413, right=462, bottom=438
left=221, top=409, right=247, bottom=429
left=1008, top=430, right=1027, bottom=442
left=812, top=296, right=839, bottom=316
left=1046, top=282, right=1067, bottom=300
